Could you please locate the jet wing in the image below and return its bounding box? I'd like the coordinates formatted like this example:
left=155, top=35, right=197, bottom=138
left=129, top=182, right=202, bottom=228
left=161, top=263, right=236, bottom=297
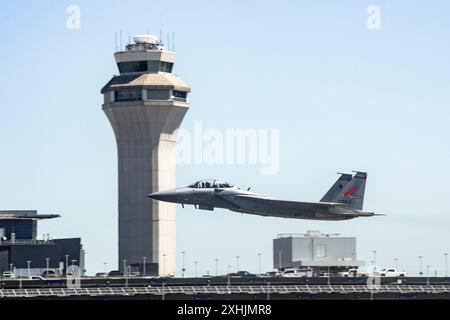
left=0, top=214, right=60, bottom=220
left=230, top=194, right=349, bottom=213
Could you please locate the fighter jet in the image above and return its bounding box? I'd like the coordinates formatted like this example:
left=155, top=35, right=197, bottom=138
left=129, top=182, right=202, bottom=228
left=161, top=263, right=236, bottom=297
left=148, top=171, right=379, bottom=220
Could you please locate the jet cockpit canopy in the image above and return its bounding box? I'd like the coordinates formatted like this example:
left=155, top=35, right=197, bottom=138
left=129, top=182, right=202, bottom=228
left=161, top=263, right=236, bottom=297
left=188, top=179, right=234, bottom=189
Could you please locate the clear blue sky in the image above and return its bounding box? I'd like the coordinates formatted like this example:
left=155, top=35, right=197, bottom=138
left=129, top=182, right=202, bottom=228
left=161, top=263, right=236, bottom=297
left=0, top=0, right=449, bottom=276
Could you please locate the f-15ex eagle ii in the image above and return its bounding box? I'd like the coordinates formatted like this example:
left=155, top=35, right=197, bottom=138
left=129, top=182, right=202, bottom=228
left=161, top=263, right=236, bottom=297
left=148, top=171, right=380, bottom=221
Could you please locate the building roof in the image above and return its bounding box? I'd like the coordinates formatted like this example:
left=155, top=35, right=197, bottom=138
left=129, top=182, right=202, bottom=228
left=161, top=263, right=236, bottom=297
left=0, top=210, right=60, bottom=220
left=277, top=230, right=344, bottom=238
left=101, top=73, right=190, bottom=93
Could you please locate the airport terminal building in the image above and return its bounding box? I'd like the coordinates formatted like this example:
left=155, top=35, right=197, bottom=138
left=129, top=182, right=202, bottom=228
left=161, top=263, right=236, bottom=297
left=0, top=211, right=84, bottom=276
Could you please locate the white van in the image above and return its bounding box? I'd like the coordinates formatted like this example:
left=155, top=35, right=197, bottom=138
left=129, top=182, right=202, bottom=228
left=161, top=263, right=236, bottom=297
left=280, top=268, right=313, bottom=278
left=2, top=271, right=15, bottom=279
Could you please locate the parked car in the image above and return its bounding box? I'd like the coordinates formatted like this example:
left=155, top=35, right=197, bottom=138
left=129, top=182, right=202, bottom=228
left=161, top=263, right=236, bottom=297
left=108, top=270, right=123, bottom=277
left=2, top=271, right=15, bottom=279
left=228, top=271, right=258, bottom=279
left=279, top=268, right=313, bottom=278
left=375, top=268, right=407, bottom=277
left=156, top=275, right=173, bottom=280
left=95, top=272, right=108, bottom=278
left=339, top=268, right=368, bottom=277
left=319, top=272, right=336, bottom=278
left=41, top=270, right=57, bottom=278
left=259, top=271, right=280, bottom=278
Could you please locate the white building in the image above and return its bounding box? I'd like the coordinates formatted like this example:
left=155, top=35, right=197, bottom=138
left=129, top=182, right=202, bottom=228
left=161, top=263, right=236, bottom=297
left=273, top=230, right=365, bottom=272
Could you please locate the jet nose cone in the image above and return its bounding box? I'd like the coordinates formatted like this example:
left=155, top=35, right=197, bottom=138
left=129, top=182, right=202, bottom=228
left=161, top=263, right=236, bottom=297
left=147, top=192, right=160, bottom=200
left=147, top=189, right=178, bottom=202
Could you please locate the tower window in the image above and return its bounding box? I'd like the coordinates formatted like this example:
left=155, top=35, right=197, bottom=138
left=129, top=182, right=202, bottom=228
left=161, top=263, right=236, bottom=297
left=160, top=61, right=173, bottom=73
left=117, top=60, right=173, bottom=73
left=115, top=89, right=142, bottom=102
left=147, top=89, right=170, bottom=100
left=173, top=91, right=188, bottom=102
left=118, top=61, right=148, bottom=73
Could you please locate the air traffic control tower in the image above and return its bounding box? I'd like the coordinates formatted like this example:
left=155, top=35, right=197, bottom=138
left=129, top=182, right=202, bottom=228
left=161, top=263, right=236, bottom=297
left=101, top=35, right=190, bottom=276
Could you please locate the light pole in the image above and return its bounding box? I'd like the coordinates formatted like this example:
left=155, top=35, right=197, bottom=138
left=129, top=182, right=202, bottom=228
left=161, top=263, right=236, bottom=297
left=257, top=253, right=262, bottom=275
left=194, top=261, right=198, bottom=278
left=236, top=256, right=240, bottom=272
left=103, top=262, right=107, bottom=274
left=162, top=282, right=166, bottom=301
left=19, top=269, right=22, bottom=289
left=65, top=255, right=69, bottom=275
left=126, top=266, right=130, bottom=287
left=227, top=265, right=231, bottom=286
left=142, top=257, right=147, bottom=276
left=123, top=259, right=127, bottom=275
left=45, top=257, right=50, bottom=276
left=426, top=265, right=430, bottom=285
left=181, top=251, right=186, bottom=278
left=163, top=254, right=167, bottom=275
left=372, top=250, right=377, bottom=266
left=445, top=253, right=448, bottom=278
left=278, top=251, right=282, bottom=270
left=27, top=261, right=31, bottom=279
left=215, top=259, right=219, bottom=276
left=418, top=256, right=423, bottom=276
left=327, top=266, right=330, bottom=286
left=394, top=258, right=398, bottom=270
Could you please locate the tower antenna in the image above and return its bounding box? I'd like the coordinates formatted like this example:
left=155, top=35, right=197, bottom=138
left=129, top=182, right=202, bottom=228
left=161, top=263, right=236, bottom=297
left=167, top=33, right=170, bottom=52
left=159, top=29, right=163, bottom=45
left=115, top=32, right=118, bottom=51
left=119, top=31, right=123, bottom=51
left=172, top=32, right=175, bottom=51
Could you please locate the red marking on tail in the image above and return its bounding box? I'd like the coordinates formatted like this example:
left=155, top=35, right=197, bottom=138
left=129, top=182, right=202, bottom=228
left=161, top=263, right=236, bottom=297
left=344, top=186, right=357, bottom=197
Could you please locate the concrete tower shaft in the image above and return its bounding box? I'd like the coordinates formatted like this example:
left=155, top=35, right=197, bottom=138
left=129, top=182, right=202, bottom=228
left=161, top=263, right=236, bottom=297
left=101, top=35, right=190, bottom=276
